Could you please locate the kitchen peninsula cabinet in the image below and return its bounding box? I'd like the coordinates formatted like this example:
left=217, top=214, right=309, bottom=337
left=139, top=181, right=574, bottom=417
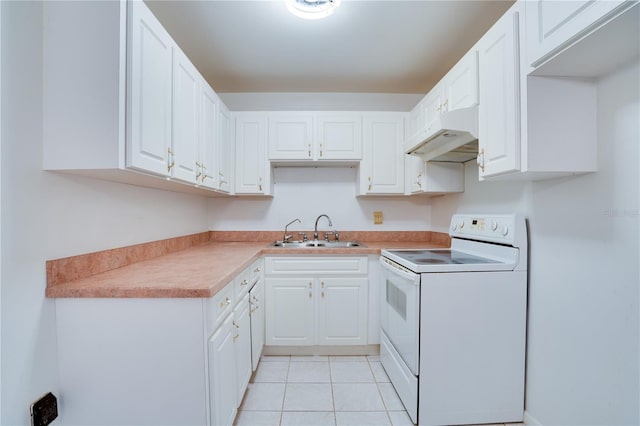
left=264, top=256, right=369, bottom=346
left=55, top=258, right=264, bottom=426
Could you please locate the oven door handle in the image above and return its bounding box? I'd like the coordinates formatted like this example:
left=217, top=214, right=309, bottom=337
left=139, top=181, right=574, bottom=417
left=379, top=257, right=420, bottom=283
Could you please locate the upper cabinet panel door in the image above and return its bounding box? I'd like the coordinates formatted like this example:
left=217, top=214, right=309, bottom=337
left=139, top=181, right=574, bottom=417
left=361, top=114, right=405, bottom=194
left=422, top=84, right=444, bottom=132
left=477, top=7, right=521, bottom=179
left=172, top=48, right=200, bottom=184
left=526, top=0, right=632, bottom=67
left=199, top=83, right=218, bottom=190
left=217, top=103, right=233, bottom=193
left=442, top=51, right=479, bottom=112
left=235, top=113, right=269, bottom=195
left=314, top=114, right=363, bottom=160
left=127, top=0, right=173, bottom=176
left=268, top=113, right=314, bottom=160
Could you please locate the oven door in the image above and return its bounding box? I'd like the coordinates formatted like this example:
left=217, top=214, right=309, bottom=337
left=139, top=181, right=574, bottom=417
left=379, top=256, right=420, bottom=375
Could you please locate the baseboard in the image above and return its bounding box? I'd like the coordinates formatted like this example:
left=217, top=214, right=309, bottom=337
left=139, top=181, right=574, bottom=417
left=524, top=410, right=542, bottom=425
left=263, top=344, right=379, bottom=356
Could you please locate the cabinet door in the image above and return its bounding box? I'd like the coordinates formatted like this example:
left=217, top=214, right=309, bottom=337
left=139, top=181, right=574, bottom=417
left=477, top=7, right=521, bottom=179
left=407, top=102, right=424, bottom=141
left=526, top=0, right=630, bottom=67
left=268, top=113, right=314, bottom=160
left=265, top=278, right=315, bottom=345
left=361, top=114, right=405, bottom=194
left=405, top=155, right=426, bottom=194
left=314, top=114, right=362, bottom=160
left=235, top=113, right=270, bottom=194
left=317, top=277, right=368, bottom=345
left=249, top=279, right=265, bottom=371
left=216, top=102, right=233, bottom=193
left=234, top=295, right=252, bottom=406
left=172, top=48, right=200, bottom=183
left=422, top=83, right=444, bottom=132
left=442, top=50, right=478, bottom=112
left=208, top=314, right=237, bottom=426
left=127, top=0, right=173, bottom=176
left=199, top=83, right=218, bottom=189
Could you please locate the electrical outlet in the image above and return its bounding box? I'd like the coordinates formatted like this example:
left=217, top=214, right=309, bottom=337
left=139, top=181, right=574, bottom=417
left=31, top=392, right=58, bottom=426
left=373, top=211, right=383, bottom=224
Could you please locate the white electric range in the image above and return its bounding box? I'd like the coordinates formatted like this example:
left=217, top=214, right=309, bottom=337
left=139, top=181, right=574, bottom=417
left=379, top=214, right=528, bottom=425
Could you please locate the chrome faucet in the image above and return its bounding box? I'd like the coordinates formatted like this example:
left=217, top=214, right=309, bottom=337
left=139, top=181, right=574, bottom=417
left=313, top=214, right=333, bottom=241
left=283, top=218, right=301, bottom=243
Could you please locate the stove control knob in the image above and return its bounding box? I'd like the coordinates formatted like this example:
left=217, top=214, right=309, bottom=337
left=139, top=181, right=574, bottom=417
left=451, top=222, right=458, bottom=231
left=502, top=225, right=509, bottom=236
left=458, top=220, right=465, bottom=229
left=491, top=220, right=498, bottom=231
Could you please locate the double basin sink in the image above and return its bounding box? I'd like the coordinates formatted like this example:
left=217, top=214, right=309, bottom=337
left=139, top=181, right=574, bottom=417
left=270, top=240, right=363, bottom=248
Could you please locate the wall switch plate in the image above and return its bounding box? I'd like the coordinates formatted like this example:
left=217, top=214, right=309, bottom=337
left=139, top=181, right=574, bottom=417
left=373, top=211, right=383, bottom=224
left=31, top=392, right=58, bottom=426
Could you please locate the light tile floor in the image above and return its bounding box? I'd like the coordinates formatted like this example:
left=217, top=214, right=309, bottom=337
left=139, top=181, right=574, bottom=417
left=234, top=355, right=526, bottom=426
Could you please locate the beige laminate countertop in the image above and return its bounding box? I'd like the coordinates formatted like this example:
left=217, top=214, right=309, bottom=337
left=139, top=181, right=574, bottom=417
left=46, top=240, right=447, bottom=299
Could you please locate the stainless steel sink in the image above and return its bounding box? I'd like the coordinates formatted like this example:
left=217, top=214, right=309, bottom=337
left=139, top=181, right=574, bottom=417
left=270, top=240, right=363, bottom=248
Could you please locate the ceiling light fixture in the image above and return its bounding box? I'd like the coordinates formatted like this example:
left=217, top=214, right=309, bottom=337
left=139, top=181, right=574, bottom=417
left=286, top=0, right=342, bottom=20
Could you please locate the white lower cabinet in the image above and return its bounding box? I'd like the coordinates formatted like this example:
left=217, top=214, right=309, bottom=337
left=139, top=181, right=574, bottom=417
left=249, top=278, right=265, bottom=370
left=233, top=294, right=253, bottom=404
left=208, top=313, right=238, bottom=426
left=317, top=277, right=369, bottom=345
left=264, top=256, right=369, bottom=346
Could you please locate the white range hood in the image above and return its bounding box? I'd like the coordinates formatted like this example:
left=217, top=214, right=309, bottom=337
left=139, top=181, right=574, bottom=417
left=404, top=106, right=479, bottom=162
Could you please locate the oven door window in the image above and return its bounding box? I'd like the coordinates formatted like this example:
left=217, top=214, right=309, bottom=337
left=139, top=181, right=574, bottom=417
left=387, top=280, right=407, bottom=320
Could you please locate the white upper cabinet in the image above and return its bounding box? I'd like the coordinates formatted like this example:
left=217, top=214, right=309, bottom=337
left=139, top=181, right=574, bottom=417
left=269, top=112, right=362, bottom=161
left=526, top=0, right=634, bottom=68
left=476, top=1, right=599, bottom=180
left=360, top=113, right=405, bottom=195
left=442, top=51, right=479, bottom=112
left=268, top=113, right=314, bottom=160
left=43, top=0, right=233, bottom=196
left=405, top=156, right=464, bottom=196
left=477, top=6, right=521, bottom=178
left=172, top=47, right=201, bottom=184
left=405, top=50, right=478, bottom=148
left=127, top=0, right=173, bottom=177
left=234, top=113, right=271, bottom=195
left=199, top=83, right=218, bottom=190
left=314, top=114, right=363, bottom=160
left=217, top=102, right=234, bottom=193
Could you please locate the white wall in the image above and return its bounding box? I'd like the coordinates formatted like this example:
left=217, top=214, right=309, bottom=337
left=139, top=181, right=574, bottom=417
left=431, top=62, right=640, bottom=425
left=208, top=167, right=432, bottom=231
left=0, top=3, right=209, bottom=424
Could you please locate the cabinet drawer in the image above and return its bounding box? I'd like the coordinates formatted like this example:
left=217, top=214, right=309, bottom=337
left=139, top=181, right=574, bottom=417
left=265, top=257, right=368, bottom=275
left=249, top=258, right=263, bottom=285
left=234, top=267, right=252, bottom=300
left=206, top=283, right=234, bottom=334
left=234, top=259, right=263, bottom=300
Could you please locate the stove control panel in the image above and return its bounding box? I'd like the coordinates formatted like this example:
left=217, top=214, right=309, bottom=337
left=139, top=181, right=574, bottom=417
left=450, top=214, right=524, bottom=246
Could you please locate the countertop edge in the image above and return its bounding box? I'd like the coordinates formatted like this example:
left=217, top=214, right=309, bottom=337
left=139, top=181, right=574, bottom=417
left=47, top=240, right=448, bottom=299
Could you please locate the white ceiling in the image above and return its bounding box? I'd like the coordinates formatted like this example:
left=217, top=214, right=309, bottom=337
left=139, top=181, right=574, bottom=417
left=146, top=0, right=514, bottom=95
